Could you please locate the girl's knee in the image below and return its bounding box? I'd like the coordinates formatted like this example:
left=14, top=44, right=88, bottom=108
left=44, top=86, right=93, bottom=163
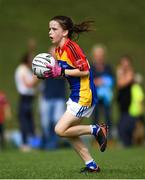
left=54, top=125, right=64, bottom=137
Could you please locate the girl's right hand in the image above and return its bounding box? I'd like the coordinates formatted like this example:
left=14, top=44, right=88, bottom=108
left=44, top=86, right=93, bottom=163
left=44, top=61, right=64, bottom=78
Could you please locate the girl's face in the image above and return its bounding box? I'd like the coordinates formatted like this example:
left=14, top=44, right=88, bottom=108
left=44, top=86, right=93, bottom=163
left=49, top=20, right=68, bottom=46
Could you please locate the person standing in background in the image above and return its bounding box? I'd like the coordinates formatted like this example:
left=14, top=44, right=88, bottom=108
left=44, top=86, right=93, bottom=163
left=0, top=91, right=11, bottom=149
left=116, top=55, right=136, bottom=146
left=130, top=74, right=145, bottom=145
left=15, top=53, right=39, bottom=152
left=39, top=46, right=66, bottom=150
left=91, top=45, right=115, bottom=139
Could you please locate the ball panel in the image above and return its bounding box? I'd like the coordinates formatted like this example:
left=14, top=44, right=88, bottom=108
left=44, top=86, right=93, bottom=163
left=32, top=58, right=49, bottom=67
left=34, top=53, right=55, bottom=66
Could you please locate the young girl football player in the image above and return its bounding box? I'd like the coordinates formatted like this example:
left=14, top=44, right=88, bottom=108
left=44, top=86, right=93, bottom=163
left=40, top=16, right=107, bottom=173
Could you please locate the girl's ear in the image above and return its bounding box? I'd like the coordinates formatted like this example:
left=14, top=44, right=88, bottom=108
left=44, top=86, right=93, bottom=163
left=63, top=30, right=69, bottom=37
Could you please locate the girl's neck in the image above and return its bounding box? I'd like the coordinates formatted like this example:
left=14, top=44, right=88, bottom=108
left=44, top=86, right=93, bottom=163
left=57, top=37, right=68, bottom=49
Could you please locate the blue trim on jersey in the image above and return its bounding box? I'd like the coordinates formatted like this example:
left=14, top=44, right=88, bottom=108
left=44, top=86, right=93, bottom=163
left=58, top=60, right=80, bottom=103
left=58, top=60, right=73, bottom=69
left=89, top=69, right=97, bottom=105
left=68, top=76, right=80, bottom=103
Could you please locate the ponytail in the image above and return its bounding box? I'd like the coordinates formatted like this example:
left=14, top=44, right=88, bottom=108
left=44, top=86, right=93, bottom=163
left=73, top=20, right=94, bottom=33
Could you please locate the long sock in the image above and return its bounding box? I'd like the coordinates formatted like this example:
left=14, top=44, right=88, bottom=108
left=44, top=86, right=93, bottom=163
left=90, top=124, right=100, bottom=136
left=85, top=159, right=97, bottom=169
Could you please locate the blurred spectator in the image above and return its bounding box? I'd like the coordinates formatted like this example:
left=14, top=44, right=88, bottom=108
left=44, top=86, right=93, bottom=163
left=130, top=74, right=145, bottom=145
left=129, top=73, right=144, bottom=119
left=14, top=52, right=39, bottom=152
left=91, top=44, right=115, bottom=139
left=116, top=55, right=136, bottom=146
left=39, top=46, right=67, bottom=150
left=0, top=91, right=11, bottom=149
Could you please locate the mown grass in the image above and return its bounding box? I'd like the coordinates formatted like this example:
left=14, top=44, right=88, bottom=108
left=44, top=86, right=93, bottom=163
left=0, top=147, right=145, bottom=179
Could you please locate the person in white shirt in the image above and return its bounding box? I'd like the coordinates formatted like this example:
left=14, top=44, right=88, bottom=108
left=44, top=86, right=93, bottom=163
left=15, top=53, right=39, bottom=152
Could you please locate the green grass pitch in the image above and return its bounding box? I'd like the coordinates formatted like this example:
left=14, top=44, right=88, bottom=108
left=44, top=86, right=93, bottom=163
left=0, top=147, right=145, bottom=179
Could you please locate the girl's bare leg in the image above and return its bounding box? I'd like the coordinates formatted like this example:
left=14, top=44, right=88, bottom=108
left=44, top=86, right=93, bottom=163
left=69, top=136, right=93, bottom=162
left=55, top=111, right=91, bottom=137
left=55, top=111, right=93, bottom=162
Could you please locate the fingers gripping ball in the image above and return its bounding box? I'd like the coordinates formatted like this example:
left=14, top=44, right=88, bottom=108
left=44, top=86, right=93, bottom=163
left=32, top=53, right=55, bottom=78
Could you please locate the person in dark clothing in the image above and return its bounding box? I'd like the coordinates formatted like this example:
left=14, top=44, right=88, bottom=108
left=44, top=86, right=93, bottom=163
left=91, top=45, right=115, bottom=138
left=116, top=55, right=136, bottom=146
left=117, top=82, right=136, bottom=146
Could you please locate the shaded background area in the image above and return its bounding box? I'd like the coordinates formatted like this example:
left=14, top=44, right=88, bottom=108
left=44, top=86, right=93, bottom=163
left=0, top=0, right=144, bottom=127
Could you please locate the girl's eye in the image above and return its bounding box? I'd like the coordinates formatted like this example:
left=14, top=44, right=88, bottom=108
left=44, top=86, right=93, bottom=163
left=52, top=28, right=57, bottom=31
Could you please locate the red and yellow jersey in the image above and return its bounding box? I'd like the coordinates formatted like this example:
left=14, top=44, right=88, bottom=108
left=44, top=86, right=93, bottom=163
left=55, top=38, right=97, bottom=106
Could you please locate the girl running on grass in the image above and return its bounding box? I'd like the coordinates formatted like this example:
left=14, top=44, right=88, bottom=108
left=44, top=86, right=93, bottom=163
left=38, top=15, right=107, bottom=173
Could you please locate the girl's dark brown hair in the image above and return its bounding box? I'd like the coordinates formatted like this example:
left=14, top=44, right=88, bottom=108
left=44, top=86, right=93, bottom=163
left=51, top=15, right=94, bottom=39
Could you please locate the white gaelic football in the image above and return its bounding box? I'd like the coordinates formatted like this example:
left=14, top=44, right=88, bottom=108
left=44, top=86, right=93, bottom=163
left=32, top=53, right=55, bottom=77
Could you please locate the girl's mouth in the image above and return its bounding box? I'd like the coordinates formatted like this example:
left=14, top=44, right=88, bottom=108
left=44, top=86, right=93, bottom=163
left=49, top=36, right=53, bottom=40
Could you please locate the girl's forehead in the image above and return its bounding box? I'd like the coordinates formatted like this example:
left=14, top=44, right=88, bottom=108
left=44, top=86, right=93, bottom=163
left=49, top=20, right=61, bottom=27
